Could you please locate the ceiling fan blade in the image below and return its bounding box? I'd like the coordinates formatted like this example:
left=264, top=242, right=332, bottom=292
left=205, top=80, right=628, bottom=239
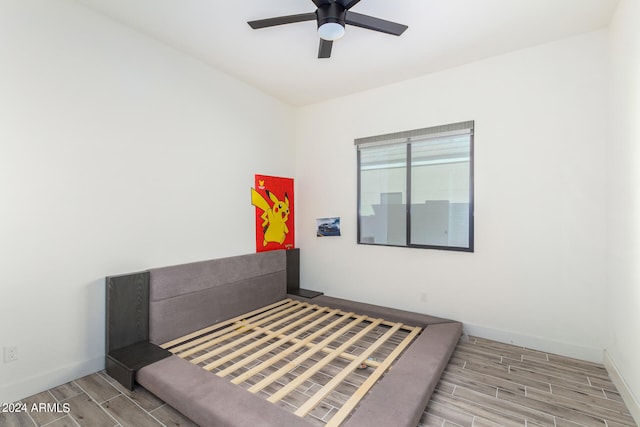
left=311, top=0, right=332, bottom=7
left=336, top=0, right=362, bottom=9
left=318, top=39, right=333, bottom=58
left=345, top=11, right=408, bottom=36
left=248, top=13, right=316, bottom=29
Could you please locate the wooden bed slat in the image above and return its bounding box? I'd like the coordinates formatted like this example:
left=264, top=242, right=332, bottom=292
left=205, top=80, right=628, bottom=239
left=161, top=298, right=292, bottom=349
left=189, top=301, right=305, bottom=364
left=294, top=322, right=403, bottom=417
left=215, top=308, right=340, bottom=377
left=267, top=318, right=384, bottom=403
left=174, top=300, right=301, bottom=358
left=247, top=314, right=369, bottom=394
left=203, top=305, right=328, bottom=371
left=189, top=303, right=315, bottom=364
left=230, top=311, right=355, bottom=386
left=324, top=326, right=422, bottom=427
left=244, top=323, right=384, bottom=368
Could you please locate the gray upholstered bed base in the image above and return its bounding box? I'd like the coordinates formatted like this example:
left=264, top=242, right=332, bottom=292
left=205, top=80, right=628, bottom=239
left=135, top=250, right=461, bottom=427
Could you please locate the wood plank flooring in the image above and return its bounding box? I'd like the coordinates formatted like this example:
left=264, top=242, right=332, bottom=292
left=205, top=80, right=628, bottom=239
left=1, top=336, right=636, bottom=427
left=419, top=336, right=637, bottom=427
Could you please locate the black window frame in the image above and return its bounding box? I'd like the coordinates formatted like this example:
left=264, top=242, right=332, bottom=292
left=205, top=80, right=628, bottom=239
left=356, top=121, right=474, bottom=252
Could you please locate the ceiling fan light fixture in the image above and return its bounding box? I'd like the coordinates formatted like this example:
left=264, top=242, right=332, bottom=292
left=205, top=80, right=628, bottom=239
left=318, top=22, right=345, bottom=41
left=248, top=0, right=407, bottom=58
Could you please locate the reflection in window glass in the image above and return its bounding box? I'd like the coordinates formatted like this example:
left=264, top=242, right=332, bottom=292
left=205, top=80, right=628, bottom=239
left=359, top=144, right=406, bottom=246
left=410, top=135, right=471, bottom=248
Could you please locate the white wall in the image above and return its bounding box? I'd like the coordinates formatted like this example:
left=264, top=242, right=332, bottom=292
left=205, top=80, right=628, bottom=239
left=296, top=30, right=609, bottom=362
left=0, top=0, right=295, bottom=403
left=606, top=0, right=640, bottom=416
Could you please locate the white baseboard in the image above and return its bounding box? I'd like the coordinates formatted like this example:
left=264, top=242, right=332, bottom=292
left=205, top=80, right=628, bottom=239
left=462, top=323, right=603, bottom=363
left=0, top=355, right=104, bottom=404
left=604, top=350, right=640, bottom=425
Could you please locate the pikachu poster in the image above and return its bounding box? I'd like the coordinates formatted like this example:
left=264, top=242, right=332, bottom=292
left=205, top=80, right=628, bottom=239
left=251, top=174, right=295, bottom=252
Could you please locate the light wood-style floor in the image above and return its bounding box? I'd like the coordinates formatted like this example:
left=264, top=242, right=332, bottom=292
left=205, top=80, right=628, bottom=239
left=2, top=336, right=636, bottom=427
left=420, top=337, right=637, bottom=427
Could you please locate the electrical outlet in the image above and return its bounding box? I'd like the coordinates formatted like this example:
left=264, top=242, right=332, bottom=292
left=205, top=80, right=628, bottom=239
left=420, top=292, right=427, bottom=303
left=4, top=346, right=18, bottom=363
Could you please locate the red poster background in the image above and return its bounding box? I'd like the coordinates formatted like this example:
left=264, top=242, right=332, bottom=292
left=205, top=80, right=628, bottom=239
left=253, top=174, right=294, bottom=252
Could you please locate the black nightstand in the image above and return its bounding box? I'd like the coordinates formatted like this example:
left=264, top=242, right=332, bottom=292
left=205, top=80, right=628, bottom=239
left=289, top=288, right=324, bottom=298
left=106, top=342, right=171, bottom=390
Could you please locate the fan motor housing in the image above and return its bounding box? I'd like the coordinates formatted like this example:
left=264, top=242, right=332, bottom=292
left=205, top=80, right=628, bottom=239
left=316, top=3, right=346, bottom=27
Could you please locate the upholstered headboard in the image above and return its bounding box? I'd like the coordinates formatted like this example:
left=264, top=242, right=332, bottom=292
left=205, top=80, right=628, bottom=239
left=148, top=250, right=288, bottom=345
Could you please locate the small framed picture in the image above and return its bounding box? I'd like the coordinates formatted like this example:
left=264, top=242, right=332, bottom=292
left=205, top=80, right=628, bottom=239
left=316, top=217, right=341, bottom=237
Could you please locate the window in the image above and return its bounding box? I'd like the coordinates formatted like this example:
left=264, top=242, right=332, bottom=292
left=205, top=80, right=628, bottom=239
left=356, top=121, right=474, bottom=251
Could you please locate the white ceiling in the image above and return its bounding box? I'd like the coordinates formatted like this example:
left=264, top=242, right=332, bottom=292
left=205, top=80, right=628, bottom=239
left=74, top=0, right=619, bottom=106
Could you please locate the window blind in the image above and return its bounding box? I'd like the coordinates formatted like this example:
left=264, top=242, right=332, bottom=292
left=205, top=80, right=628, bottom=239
left=354, top=120, right=474, bottom=149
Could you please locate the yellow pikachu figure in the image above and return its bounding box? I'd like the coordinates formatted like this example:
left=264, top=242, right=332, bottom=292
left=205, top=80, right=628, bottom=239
left=251, top=188, right=290, bottom=246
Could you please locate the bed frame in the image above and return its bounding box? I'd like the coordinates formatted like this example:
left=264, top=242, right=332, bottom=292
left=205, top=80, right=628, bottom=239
left=106, top=249, right=461, bottom=427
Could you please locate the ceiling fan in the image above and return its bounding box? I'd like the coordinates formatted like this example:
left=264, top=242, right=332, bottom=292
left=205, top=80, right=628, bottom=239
left=247, top=0, right=408, bottom=58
